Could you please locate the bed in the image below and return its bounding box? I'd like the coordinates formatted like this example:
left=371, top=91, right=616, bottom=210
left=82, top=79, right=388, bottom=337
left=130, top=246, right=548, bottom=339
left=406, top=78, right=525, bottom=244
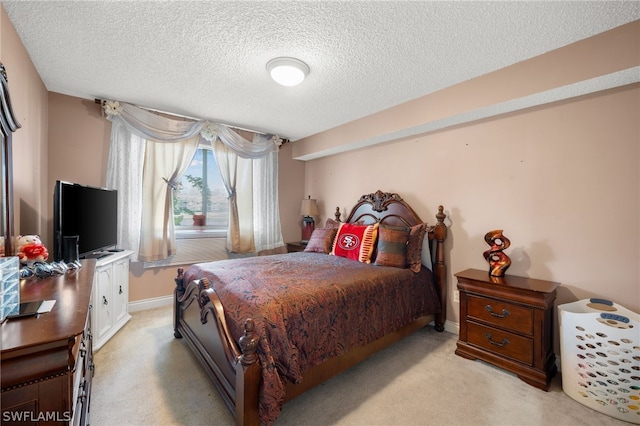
left=173, top=190, right=448, bottom=425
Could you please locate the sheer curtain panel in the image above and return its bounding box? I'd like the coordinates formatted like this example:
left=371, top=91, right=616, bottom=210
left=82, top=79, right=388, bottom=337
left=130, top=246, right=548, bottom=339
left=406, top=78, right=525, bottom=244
left=106, top=120, right=145, bottom=259
left=139, top=137, right=199, bottom=261
left=103, top=101, right=284, bottom=261
left=253, top=137, right=285, bottom=255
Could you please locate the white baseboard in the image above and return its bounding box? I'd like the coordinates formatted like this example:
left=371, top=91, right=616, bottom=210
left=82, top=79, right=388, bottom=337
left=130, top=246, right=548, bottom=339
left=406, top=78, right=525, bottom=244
left=444, top=320, right=459, bottom=335
left=429, top=319, right=459, bottom=335
left=128, top=295, right=173, bottom=312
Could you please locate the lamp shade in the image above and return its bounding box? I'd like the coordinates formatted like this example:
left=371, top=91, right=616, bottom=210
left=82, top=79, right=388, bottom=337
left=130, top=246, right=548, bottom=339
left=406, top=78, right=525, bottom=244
left=299, top=197, right=319, bottom=217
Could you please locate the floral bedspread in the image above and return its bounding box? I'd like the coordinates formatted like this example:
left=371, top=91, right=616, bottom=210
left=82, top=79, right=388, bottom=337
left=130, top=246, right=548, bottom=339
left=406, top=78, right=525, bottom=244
left=183, top=251, right=440, bottom=424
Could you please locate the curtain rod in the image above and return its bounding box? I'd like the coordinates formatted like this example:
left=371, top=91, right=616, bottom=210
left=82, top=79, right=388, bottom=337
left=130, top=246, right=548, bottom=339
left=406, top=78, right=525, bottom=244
left=93, top=98, right=288, bottom=142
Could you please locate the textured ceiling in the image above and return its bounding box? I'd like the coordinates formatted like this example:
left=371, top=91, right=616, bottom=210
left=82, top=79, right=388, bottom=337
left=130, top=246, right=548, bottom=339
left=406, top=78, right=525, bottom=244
left=3, top=1, right=639, bottom=141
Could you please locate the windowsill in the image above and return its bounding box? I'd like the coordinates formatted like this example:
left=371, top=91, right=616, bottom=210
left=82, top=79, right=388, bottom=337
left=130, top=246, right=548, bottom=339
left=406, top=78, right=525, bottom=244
left=142, top=235, right=228, bottom=268
left=176, top=229, right=226, bottom=239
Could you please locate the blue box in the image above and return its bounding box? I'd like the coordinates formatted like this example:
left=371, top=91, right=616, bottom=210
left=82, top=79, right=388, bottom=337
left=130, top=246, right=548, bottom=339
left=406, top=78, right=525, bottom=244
left=0, top=256, right=20, bottom=321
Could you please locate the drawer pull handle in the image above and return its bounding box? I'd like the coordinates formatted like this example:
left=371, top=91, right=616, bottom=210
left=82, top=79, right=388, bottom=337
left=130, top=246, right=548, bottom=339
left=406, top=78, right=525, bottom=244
left=485, top=305, right=510, bottom=318
left=485, top=333, right=509, bottom=347
left=103, top=296, right=109, bottom=305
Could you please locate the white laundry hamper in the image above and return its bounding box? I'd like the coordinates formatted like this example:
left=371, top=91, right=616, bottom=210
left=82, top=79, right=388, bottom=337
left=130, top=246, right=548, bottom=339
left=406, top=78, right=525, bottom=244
left=558, top=298, right=640, bottom=424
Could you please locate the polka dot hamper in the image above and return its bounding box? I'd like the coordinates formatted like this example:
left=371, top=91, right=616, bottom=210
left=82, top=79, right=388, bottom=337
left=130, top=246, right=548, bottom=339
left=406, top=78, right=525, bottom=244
left=558, top=298, right=639, bottom=424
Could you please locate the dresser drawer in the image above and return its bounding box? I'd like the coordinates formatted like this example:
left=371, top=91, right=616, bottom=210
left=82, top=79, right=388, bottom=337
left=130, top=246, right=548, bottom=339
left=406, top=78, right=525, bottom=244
left=467, top=294, right=533, bottom=335
left=467, top=322, right=533, bottom=365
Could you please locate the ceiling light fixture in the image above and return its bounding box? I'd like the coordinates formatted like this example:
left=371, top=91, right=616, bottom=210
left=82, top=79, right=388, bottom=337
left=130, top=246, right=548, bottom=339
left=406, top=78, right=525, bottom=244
left=267, top=57, right=309, bottom=87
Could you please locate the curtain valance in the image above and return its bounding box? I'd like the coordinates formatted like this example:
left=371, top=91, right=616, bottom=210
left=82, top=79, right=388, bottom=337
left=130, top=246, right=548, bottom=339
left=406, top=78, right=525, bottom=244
left=104, top=100, right=285, bottom=261
left=103, top=100, right=281, bottom=159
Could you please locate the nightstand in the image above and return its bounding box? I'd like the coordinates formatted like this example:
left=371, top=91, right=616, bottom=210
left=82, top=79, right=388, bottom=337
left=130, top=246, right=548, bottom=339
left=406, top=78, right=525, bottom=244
left=286, top=242, right=307, bottom=253
left=454, top=268, right=560, bottom=391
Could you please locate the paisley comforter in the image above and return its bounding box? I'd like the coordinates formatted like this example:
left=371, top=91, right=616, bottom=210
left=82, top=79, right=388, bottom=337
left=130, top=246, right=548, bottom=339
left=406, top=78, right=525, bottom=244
left=183, top=251, right=440, bottom=423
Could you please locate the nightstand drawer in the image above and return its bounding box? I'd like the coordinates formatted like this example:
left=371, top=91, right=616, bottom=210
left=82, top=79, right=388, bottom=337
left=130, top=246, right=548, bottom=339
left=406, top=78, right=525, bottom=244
left=467, top=322, right=534, bottom=365
left=468, top=294, right=533, bottom=335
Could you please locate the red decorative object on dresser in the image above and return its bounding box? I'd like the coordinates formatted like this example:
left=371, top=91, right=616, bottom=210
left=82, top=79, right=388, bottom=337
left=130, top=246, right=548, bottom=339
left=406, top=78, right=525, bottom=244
left=455, top=268, right=560, bottom=391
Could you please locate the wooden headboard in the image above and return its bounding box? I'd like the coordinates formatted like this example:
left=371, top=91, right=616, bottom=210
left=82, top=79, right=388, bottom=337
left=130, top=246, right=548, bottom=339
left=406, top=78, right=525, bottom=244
left=339, top=190, right=448, bottom=331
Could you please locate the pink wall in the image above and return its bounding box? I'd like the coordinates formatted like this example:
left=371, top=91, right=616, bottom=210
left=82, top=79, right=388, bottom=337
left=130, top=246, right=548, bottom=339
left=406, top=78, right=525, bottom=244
left=1, top=6, right=48, bottom=239
left=293, top=21, right=639, bottom=160
left=293, top=22, right=640, bottom=331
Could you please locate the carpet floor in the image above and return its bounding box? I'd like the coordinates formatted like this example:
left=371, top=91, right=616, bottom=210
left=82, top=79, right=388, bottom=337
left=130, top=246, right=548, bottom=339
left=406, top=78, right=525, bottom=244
left=91, top=305, right=629, bottom=425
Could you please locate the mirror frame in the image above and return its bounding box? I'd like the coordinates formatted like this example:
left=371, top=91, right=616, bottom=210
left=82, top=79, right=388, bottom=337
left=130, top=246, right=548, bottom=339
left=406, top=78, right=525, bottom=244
left=1, top=62, right=22, bottom=257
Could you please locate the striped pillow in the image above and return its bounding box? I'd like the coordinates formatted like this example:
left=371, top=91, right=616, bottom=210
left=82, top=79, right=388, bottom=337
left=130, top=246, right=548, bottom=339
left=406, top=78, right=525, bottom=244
left=331, top=222, right=379, bottom=263
left=375, top=225, right=410, bottom=268
left=304, top=227, right=338, bottom=254
left=325, top=218, right=341, bottom=228
left=407, top=223, right=427, bottom=272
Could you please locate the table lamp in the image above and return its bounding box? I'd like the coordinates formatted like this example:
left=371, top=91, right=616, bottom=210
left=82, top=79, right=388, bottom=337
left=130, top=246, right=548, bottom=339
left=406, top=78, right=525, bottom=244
left=299, top=196, right=319, bottom=244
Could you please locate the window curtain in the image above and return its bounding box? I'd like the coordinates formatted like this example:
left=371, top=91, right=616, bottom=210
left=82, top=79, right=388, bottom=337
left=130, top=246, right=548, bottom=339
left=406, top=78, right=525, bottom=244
left=139, top=137, right=199, bottom=261
left=213, top=134, right=285, bottom=254
left=103, top=101, right=283, bottom=261
left=253, top=137, right=285, bottom=255
left=213, top=138, right=254, bottom=253
left=106, top=119, right=145, bottom=260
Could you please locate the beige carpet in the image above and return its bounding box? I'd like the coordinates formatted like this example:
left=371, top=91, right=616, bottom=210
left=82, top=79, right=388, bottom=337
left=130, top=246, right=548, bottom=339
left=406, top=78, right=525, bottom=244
left=91, top=306, right=627, bottom=426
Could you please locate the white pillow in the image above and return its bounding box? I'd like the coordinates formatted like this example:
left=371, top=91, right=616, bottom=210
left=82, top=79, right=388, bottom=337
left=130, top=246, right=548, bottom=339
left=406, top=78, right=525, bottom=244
left=421, top=235, right=433, bottom=270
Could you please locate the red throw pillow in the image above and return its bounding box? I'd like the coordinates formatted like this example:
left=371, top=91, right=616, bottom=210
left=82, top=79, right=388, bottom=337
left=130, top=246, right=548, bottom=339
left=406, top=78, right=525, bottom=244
left=331, top=222, right=379, bottom=263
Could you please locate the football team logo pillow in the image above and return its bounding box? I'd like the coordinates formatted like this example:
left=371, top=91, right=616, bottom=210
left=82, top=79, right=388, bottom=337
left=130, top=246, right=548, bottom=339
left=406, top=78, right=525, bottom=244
left=331, top=222, right=379, bottom=263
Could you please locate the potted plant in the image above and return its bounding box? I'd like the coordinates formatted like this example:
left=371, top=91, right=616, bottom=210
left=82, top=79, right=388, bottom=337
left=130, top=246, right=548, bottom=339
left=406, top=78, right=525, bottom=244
left=184, top=175, right=210, bottom=226
left=172, top=188, right=193, bottom=226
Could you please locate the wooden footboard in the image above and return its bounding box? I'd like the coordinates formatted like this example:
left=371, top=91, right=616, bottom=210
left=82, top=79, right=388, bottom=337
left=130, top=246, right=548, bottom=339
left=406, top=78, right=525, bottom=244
left=174, top=279, right=441, bottom=426
left=173, top=273, right=261, bottom=425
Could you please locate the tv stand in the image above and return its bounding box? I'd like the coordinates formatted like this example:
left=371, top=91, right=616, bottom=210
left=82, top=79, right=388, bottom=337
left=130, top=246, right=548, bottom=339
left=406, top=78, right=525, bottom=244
left=83, top=252, right=111, bottom=260
left=92, top=250, right=133, bottom=350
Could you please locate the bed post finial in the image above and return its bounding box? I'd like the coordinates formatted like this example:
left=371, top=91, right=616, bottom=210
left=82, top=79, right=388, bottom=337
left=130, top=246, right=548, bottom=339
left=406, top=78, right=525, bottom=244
left=239, top=319, right=260, bottom=366
left=175, top=267, right=185, bottom=297
left=335, top=206, right=341, bottom=222
left=433, top=205, right=447, bottom=332
left=436, top=205, right=445, bottom=226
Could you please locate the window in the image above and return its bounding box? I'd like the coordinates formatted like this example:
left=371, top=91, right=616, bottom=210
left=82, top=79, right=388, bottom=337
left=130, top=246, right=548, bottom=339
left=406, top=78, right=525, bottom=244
left=173, top=147, right=228, bottom=238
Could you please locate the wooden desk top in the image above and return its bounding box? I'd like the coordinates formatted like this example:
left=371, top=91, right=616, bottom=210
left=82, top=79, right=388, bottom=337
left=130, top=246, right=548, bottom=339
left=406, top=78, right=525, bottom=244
left=1, top=259, right=95, bottom=357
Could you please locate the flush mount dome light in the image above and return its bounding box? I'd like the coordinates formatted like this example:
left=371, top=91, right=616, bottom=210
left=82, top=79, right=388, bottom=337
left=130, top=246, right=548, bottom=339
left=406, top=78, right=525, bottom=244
left=267, top=57, right=309, bottom=87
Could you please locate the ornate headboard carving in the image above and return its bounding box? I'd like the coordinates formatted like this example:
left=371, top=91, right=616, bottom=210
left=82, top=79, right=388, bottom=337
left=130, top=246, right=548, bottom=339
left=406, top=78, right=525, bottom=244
left=345, top=190, right=423, bottom=227
left=342, top=190, right=448, bottom=330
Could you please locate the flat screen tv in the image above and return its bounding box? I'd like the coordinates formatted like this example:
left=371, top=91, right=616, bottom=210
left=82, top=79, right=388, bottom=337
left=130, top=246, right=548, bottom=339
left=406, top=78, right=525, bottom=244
left=53, top=180, right=118, bottom=261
